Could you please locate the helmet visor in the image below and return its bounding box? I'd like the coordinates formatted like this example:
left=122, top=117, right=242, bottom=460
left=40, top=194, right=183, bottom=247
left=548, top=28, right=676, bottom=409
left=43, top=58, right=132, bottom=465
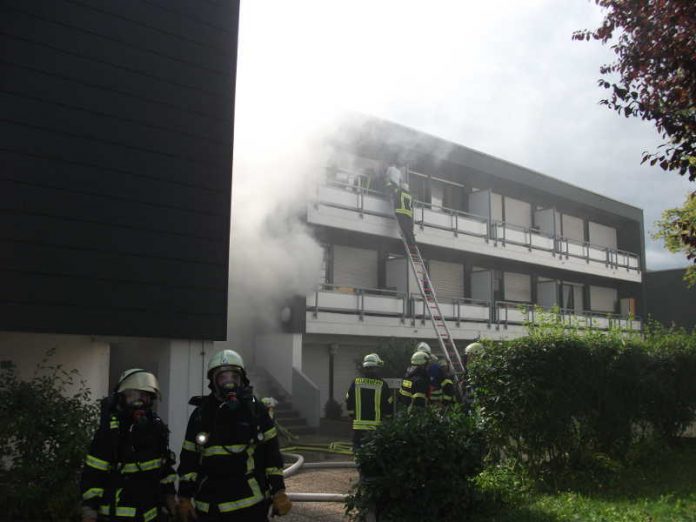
left=122, top=389, right=152, bottom=408
left=215, top=368, right=242, bottom=391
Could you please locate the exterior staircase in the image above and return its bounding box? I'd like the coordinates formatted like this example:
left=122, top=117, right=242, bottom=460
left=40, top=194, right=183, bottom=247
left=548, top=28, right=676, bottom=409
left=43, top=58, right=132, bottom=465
left=246, top=367, right=316, bottom=437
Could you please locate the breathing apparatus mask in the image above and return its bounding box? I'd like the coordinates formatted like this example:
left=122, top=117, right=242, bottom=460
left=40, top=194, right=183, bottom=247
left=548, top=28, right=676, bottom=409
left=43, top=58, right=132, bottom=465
left=213, top=366, right=246, bottom=411
left=120, top=388, right=154, bottom=424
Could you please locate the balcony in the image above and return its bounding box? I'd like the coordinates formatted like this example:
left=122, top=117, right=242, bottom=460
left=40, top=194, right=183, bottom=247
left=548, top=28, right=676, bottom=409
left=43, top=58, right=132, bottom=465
left=308, top=181, right=642, bottom=283
left=305, top=286, right=641, bottom=341
left=495, top=301, right=642, bottom=332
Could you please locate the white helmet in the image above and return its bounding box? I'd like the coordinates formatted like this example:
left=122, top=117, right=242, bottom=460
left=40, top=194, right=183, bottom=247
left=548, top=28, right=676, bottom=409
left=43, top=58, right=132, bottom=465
left=116, top=368, right=160, bottom=398
left=465, top=342, right=484, bottom=357
left=362, top=353, right=384, bottom=368
left=415, top=342, right=436, bottom=360
left=207, top=349, right=245, bottom=378
left=410, top=351, right=431, bottom=366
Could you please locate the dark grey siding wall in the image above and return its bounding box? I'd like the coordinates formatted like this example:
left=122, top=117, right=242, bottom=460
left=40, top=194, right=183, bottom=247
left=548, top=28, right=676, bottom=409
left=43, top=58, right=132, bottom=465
left=0, top=0, right=239, bottom=339
left=645, top=269, right=696, bottom=330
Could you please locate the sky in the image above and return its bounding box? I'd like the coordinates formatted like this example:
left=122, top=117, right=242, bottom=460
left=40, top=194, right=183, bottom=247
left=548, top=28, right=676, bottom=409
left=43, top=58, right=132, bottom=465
left=232, top=0, right=692, bottom=290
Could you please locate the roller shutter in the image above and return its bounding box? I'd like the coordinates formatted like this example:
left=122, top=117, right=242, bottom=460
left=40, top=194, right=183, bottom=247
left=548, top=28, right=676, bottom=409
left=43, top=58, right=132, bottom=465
left=333, top=246, right=378, bottom=289
left=428, top=260, right=464, bottom=300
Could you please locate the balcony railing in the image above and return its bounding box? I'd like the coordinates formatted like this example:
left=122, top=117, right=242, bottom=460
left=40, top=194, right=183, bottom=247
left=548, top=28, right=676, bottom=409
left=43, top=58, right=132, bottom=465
left=312, top=180, right=642, bottom=274
left=307, top=286, right=642, bottom=331
left=494, top=301, right=642, bottom=331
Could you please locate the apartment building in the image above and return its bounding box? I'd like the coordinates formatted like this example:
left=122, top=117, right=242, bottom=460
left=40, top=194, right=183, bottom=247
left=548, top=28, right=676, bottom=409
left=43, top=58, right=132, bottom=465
left=256, top=115, right=645, bottom=424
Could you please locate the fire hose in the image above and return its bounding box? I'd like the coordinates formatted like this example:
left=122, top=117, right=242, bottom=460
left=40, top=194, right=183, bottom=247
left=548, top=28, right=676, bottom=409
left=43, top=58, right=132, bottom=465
left=281, top=448, right=357, bottom=502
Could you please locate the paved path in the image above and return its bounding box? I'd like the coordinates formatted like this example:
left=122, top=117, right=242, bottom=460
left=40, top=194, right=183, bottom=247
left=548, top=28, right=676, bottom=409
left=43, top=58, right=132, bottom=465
left=283, top=467, right=358, bottom=521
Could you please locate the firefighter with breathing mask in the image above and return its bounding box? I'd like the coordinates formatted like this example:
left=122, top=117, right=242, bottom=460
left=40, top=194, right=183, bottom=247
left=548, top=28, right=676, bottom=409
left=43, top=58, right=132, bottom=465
left=176, top=350, right=291, bottom=521
left=80, top=369, right=177, bottom=522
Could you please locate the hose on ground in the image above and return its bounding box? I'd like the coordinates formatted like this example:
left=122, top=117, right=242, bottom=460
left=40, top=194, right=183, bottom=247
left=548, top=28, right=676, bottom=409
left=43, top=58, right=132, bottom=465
left=281, top=448, right=355, bottom=502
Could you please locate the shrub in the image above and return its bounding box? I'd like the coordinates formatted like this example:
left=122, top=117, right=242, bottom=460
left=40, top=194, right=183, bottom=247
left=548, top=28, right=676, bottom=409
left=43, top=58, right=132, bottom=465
left=469, top=318, right=696, bottom=477
left=0, top=352, right=99, bottom=520
left=346, top=405, right=485, bottom=521
left=354, top=337, right=417, bottom=379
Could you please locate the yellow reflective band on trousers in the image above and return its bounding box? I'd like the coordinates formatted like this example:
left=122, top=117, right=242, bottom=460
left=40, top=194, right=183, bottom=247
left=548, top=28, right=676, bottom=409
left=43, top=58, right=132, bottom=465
left=143, top=507, right=158, bottom=521
left=120, top=458, right=163, bottom=473
left=265, top=466, right=284, bottom=476
left=82, top=487, right=104, bottom=500
left=99, top=505, right=136, bottom=517
left=262, top=426, right=277, bottom=440
left=86, top=454, right=111, bottom=471
left=194, top=478, right=264, bottom=514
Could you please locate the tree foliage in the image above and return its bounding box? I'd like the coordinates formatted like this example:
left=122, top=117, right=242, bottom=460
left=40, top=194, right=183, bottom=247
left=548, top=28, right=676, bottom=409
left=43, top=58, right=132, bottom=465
left=0, top=351, right=99, bottom=520
left=653, top=191, right=696, bottom=285
left=573, top=0, right=696, bottom=180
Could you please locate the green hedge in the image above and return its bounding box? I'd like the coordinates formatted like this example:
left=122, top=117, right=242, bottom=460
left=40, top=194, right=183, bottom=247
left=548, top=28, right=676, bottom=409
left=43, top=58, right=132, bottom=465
left=0, top=353, right=98, bottom=520
left=469, top=322, right=696, bottom=475
left=346, top=406, right=485, bottom=521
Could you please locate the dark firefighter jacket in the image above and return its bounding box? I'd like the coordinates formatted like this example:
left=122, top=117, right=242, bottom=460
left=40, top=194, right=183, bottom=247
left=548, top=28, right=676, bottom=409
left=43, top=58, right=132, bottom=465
left=80, top=410, right=176, bottom=521
left=398, top=366, right=430, bottom=409
left=428, top=364, right=456, bottom=405
left=177, top=391, right=285, bottom=515
left=345, top=376, right=393, bottom=431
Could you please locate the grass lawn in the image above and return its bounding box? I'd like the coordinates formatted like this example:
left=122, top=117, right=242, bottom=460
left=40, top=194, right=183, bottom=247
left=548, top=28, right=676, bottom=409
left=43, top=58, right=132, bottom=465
left=470, top=439, right=696, bottom=522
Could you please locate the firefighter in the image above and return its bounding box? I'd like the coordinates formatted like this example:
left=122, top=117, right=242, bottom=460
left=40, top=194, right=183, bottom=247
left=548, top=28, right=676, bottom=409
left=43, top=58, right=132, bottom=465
left=345, top=353, right=394, bottom=451
left=398, top=351, right=431, bottom=410
left=80, top=369, right=177, bottom=522
left=176, top=349, right=291, bottom=521
left=386, top=165, right=415, bottom=245
left=414, top=342, right=446, bottom=405
left=463, top=342, right=484, bottom=409
left=437, top=358, right=456, bottom=406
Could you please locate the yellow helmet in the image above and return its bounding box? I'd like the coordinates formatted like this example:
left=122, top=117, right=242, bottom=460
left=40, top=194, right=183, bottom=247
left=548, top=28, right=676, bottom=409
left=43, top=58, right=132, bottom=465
left=362, top=353, right=384, bottom=368
left=116, top=369, right=160, bottom=398
left=410, top=351, right=430, bottom=366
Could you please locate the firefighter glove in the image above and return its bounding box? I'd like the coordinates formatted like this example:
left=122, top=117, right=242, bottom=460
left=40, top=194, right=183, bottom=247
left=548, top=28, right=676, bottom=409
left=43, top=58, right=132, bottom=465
left=272, top=490, right=292, bottom=516
left=176, top=497, right=198, bottom=521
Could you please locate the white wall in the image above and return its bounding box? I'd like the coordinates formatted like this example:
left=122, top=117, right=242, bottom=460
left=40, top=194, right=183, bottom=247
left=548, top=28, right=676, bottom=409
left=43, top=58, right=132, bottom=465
left=0, top=331, right=110, bottom=400
left=254, top=333, right=302, bottom=395
left=302, top=344, right=330, bottom=416
left=588, top=221, right=618, bottom=249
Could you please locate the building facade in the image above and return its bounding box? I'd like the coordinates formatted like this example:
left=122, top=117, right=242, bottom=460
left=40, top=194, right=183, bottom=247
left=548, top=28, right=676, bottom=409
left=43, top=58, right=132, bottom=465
left=646, top=268, right=696, bottom=330
left=256, top=116, right=646, bottom=423
left=0, top=0, right=240, bottom=451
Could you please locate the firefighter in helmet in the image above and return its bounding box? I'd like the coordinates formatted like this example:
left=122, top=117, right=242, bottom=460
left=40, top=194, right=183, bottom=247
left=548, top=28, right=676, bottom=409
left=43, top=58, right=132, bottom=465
left=80, top=369, right=177, bottom=522
left=346, top=353, right=394, bottom=451
left=176, top=349, right=291, bottom=521
left=398, top=351, right=431, bottom=410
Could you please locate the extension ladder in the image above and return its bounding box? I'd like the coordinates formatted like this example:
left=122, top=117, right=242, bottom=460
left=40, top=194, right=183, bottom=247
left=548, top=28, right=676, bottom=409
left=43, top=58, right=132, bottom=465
left=398, top=229, right=467, bottom=387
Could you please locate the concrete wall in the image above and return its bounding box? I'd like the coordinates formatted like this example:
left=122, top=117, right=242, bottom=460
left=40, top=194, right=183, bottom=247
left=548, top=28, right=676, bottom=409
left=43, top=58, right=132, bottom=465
left=0, top=331, right=110, bottom=399
left=254, top=333, right=302, bottom=395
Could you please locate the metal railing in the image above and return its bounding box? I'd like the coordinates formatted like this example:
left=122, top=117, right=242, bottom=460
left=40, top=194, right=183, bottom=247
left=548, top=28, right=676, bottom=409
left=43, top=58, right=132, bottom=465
left=309, top=286, right=641, bottom=331
left=314, top=177, right=642, bottom=274
left=494, top=301, right=642, bottom=331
